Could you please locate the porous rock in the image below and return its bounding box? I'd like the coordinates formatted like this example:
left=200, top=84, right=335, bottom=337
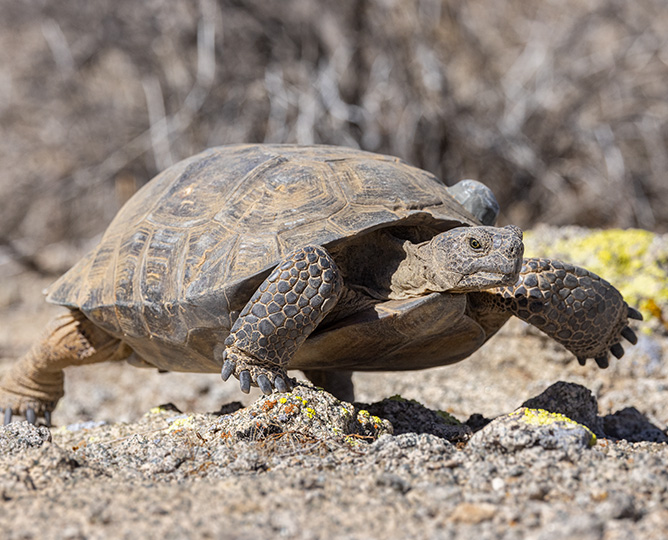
left=467, top=407, right=596, bottom=454
left=217, top=383, right=392, bottom=443
left=522, top=381, right=603, bottom=436
left=602, top=407, right=668, bottom=443
left=365, top=395, right=472, bottom=442
left=0, top=420, right=51, bottom=455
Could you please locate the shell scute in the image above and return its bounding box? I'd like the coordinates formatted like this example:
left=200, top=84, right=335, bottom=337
left=45, top=144, right=473, bottom=360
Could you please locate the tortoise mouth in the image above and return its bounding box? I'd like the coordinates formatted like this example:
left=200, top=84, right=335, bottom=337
left=452, top=269, right=519, bottom=292
left=477, top=270, right=518, bottom=284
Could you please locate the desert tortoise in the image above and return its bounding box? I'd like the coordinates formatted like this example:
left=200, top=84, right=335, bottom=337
left=0, top=144, right=641, bottom=424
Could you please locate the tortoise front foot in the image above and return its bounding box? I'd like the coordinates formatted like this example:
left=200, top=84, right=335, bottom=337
left=220, top=348, right=293, bottom=394
left=219, top=245, right=343, bottom=396
left=495, top=258, right=643, bottom=369
left=0, top=359, right=63, bottom=426
left=575, top=305, right=643, bottom=368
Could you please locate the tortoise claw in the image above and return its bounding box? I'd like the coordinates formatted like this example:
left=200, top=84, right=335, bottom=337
left=577, top=357, right=587, bottom=366
left=1, top=406, right=50, bottom=426
left=627, top=306, right=643, bottom=320
left=594, top=355, right=609, bottom=369
left=274, top=375, right=288, bottom=393
left=239, top=370, right=252, bottom=394
left=621, top=326, right=637, bottom=345
left=257, top=374, right=273, bottom=395
left=610, top=343, right=624, bottom=359
left=221, top=359, right=235, bottom=381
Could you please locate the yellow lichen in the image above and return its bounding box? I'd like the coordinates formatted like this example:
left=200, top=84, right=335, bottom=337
left=357, top=409, right=370, bottom=422
left=511, top=408, right=597, bottom=446
left=344, top=435, right=362, bottom=447
left=355, top=410, right=385, bottom=430
left=167, top=415, right=196, bottom=433
left=339, top=404, right=352, bottom=417
left=148, top=406, right=171, bottom=415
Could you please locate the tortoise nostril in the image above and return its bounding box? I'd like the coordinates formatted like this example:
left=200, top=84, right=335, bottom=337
left=508, top=241, right=523, bottom=258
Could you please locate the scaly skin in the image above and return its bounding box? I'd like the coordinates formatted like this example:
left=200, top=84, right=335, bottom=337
left=222, top=226, right=524, bottom=395
left=221, top=245, right=343, bottom=394
left=477, top=257, right=641, bottom=367
left=0, top=311, right=131, bottom=424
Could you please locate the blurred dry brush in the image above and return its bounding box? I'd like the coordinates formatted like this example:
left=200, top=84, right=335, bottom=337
left=1, top=0, right=667, bottom=275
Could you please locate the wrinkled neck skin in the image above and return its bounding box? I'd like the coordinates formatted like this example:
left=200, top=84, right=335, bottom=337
left=389, top=240, right=458, bottom=300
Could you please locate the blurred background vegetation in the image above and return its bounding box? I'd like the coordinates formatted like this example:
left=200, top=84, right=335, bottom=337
left=1, top=0, right=667, bottom=275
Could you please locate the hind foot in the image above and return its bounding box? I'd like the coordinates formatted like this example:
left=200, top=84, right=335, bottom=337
left=0, top=387, right=56, bottom=426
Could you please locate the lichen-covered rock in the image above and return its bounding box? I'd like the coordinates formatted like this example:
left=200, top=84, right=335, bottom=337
left=215, top=383, right=392, bottom=443
left=467, top=407, right=597, bottom=454
left=522, top=381, right=603, bottom=436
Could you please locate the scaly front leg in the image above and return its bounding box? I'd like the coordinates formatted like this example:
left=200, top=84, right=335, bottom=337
left=479, top=258, right=642, bottom=368
left=220, top=245, right=343, bottom=394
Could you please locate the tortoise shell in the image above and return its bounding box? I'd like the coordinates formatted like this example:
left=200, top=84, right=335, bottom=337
left=46, top=144, right=477, bottom=372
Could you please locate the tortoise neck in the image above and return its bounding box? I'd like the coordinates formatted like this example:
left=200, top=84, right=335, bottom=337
left=389, top=240, right=463, bottom=299
left=388, top=241, right=430, bottom=299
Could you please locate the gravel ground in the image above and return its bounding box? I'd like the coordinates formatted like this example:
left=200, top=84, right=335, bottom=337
left=1, top=374, right=668, bottom=540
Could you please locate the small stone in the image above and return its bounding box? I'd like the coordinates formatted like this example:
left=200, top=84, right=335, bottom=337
left=467, top=407, right=596, bottom=454
left=491, top=477, right=505, bottom=491
left=450, top=502, right=497, bottom=524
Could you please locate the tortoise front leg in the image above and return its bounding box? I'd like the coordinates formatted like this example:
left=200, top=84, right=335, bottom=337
left=476, top=258, right=642, bottom=367
left=220, top=245, right=343, bottom=394
left=0, top=310, right=132, bottom=424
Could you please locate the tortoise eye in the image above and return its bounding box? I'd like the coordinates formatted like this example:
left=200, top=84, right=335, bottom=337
left=469, top=238, right=482, bottom=250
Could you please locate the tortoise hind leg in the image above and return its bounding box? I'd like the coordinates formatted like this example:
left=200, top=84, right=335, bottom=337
left=0, top=309, right=132, bottom=425
left=302, top=370, right=354, bottom=402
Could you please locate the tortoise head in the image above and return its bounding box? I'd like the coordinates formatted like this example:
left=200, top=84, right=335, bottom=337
left=413, top=225, right=524, bottom=293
